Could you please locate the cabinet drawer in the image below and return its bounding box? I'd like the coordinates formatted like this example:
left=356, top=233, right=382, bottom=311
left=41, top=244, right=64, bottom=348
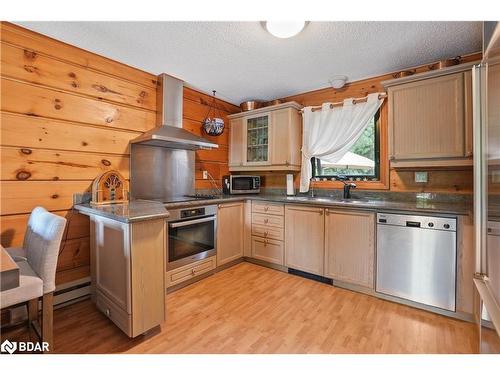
left=251, top=236, right=284, bottom=266
left=165, top=256, right=216, bottom=288
left=252, top=224, right=284, bottom=241
left=96, top=290, right=132, bottom=336
left=252, top=213, right=284, bottom=228
left=252, top=201, right=284, bottom=216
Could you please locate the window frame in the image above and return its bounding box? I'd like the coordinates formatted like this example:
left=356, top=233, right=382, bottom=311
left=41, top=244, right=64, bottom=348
left=311, top=109, right=381, bottom=181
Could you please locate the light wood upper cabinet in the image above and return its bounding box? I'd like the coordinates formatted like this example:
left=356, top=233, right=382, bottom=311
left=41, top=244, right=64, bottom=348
left=384, top=64, right=476, bottom=167
left=284, top=205, right=324, bottom=276
left=228, top=102, right=302, bottom=171
left=229, top=117, right=244, bottom=167
left=217, top=202, right=244, bottom=265
left=270, top=108, right=302, bottom=167
left=324, top=210, right=375, bottom=289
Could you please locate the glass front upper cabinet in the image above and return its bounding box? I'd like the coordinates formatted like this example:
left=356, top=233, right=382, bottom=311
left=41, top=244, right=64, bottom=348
left=245, top=114, right=270, bottom=164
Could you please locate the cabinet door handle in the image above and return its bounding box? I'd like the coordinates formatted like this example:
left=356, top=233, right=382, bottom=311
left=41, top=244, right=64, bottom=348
left=264, top=206, right=269, bottom=211
left=264, top=218, right=269, bottom=223
left=319, top=210, right=323, bottom=216
left=264, top=231, right=268, bottom=237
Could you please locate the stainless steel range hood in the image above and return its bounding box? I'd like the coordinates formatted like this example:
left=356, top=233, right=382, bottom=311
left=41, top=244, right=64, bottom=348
left=130, top=73, right=218, bottom=150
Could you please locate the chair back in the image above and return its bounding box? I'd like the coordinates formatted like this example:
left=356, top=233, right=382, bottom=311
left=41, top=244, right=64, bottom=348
left=23, top=207, right=67, bottom=293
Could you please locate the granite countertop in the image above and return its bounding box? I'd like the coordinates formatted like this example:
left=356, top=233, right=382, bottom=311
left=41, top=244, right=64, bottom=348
left=74, top=200, right=169, bottom=223
left=75, top=194, right=471, bottom=222
left=164, top=194, right=471, bottom=216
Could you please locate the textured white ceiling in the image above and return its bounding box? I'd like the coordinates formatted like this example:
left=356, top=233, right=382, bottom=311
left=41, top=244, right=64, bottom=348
left=16, top=21, right=482, bottom=104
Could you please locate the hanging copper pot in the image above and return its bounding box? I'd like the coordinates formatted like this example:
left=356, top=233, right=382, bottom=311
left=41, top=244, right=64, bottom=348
left=240, top=100, right=264, bottom=111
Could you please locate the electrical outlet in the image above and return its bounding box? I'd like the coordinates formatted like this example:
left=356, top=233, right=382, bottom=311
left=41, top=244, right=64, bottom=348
left=415, top=171, right=428, bottom=183
left=202, top=170, right=208, bottom=180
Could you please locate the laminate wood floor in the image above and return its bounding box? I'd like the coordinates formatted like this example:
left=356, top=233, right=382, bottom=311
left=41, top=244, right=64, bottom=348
left=3, top=262, right=478, bottom=353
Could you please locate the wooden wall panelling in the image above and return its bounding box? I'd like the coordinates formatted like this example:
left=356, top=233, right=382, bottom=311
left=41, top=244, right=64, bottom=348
left=0, top=181, right=92, bottom=215
left=182, top=88, right=239, bottom=189
left=1, top=42, right=156, bottom=111
left=57, top=237, right=91, bottom=272
left=0, top=113, right=137, bottom=154
left=0, top=210, right=90, bottom=248
left=389, top=169, right=473, bottom=193
left=183, top=86, right=240, bottom=113
left=2, top=78, right=156, bottom=132
left=0, top=22, right=158, bottom=89
left=0, top=146, right=130, bottom=181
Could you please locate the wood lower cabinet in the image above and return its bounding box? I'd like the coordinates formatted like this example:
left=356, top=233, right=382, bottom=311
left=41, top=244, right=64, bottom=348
left=250, top=201, right=285, bottom=266
left=384, top=65, right=475, bottom=167
left=324, top=210, right=375, bottom=289
left=251, top=237, right=284, bottom=265
left=284, top=205, right=325, bottom=276
left=217, top=202, right=244, bottom=266
left=165, top=256, right=216, bottom=288
left=252, top=213, right=284, bottom=228
left=90, top=216, right=165, bottom=338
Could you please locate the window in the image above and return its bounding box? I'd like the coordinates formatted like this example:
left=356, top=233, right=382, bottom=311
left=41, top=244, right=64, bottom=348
left=312, top=109, right=380, bottom=181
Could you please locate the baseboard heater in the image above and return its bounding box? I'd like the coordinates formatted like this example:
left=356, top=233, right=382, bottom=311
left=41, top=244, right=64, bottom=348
left=1, top=277, right=91, bottom=328
left=288, top=268, right=332, bottom=285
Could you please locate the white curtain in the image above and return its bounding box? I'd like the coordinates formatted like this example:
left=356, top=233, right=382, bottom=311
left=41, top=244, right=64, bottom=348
left=299, top=93, right=384, bottom=192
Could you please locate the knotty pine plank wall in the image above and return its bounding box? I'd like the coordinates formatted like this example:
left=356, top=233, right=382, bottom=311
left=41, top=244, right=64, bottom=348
left=264, top=52, right=482, bottom=194
left=0, top=22, right=239, bottom=285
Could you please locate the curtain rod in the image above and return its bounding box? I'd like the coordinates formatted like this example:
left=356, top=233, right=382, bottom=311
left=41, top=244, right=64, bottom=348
left=300, top=93, right=387, bottom=113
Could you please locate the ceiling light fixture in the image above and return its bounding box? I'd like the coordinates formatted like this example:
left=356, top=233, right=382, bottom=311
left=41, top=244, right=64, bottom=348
left=264, top=21, right=306, bottom=38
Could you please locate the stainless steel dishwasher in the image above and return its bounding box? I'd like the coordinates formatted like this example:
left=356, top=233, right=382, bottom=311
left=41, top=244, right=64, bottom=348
left=376, top=213, right=457, bottom=311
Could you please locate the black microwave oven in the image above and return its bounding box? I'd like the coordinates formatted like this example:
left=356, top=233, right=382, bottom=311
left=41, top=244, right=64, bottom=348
left=222, top=175, right=260, bottom=194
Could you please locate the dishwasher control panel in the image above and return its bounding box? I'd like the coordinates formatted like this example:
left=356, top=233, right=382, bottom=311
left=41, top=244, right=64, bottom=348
left=377, top=213, right=456, bottom=232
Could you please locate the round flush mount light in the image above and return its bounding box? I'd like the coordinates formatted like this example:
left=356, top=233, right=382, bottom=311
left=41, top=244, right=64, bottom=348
left=264, top=21, right=306, bottom=38
left=329, top=75, right=348, bottom=89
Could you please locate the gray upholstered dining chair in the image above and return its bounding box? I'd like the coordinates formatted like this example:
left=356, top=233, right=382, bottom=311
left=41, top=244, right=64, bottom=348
left=0, top=207, right=66, bottom=351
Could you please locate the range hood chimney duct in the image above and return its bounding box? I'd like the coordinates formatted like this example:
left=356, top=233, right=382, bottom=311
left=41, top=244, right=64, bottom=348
left=130, top=73, right=219, bottom=150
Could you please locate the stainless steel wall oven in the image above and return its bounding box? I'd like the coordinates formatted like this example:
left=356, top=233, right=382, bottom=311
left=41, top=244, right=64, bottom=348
left=166, top=205, right=217, bottom=270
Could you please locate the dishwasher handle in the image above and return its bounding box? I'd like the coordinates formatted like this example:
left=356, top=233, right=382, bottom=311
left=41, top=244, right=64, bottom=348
left=405, top=221, right=421, bottom=228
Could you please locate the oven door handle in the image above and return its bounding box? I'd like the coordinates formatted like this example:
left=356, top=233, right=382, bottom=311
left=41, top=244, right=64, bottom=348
left=169, top=216, right=215, bottom=228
